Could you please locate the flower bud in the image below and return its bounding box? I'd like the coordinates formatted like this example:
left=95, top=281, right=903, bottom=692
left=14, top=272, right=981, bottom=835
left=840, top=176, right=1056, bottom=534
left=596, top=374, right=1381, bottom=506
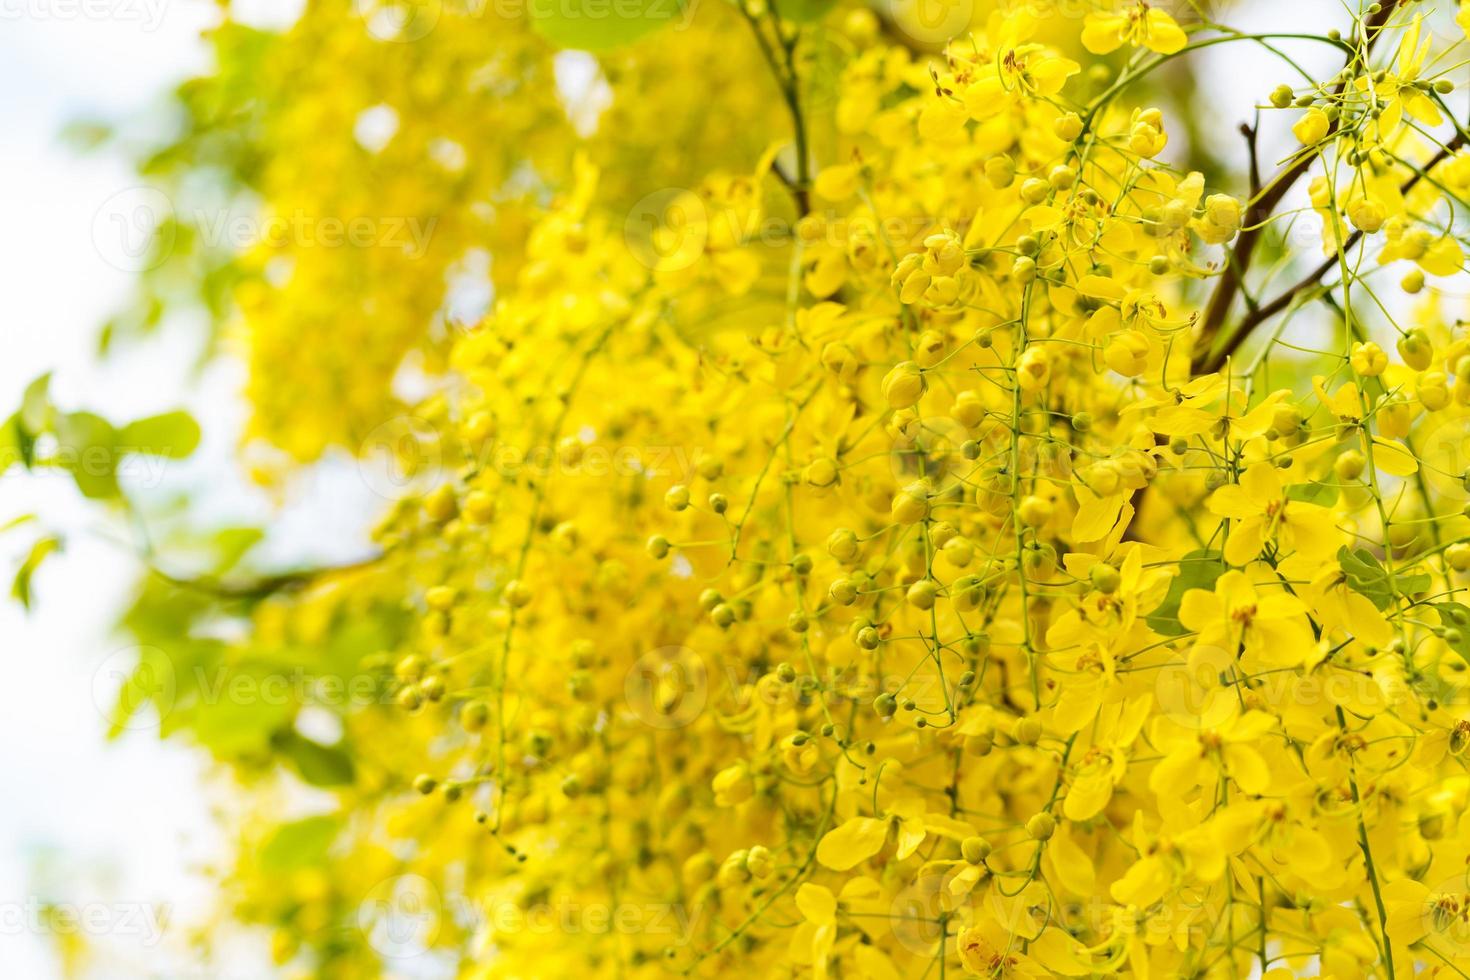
left=1350, top=341, right=1388, bottom=377
left=1026, top=812, right=1056, bottom=840
left=1090, top=564, right=1121, bottom=594
left=891, top=483, right=930, bottom=524
left=1293, top=107, right=1330, bottom=145
left=1333, top=450, right=1366, bottom=482
left=1348, top=199, right=1386, bottom=233
left=882, top=361, right=926, bottom=409
left=961, top=836, right=992, bottom=864
left=827, top=528, right=860, bottom=563
left=1011, top=716, right=1042, bottom=745
left=1053, top=112, right=1082, bottom=141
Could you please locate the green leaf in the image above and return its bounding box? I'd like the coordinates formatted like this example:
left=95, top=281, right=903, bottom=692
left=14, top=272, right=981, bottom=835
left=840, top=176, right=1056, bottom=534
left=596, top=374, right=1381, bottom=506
left=191, top=682, right=293, bottom=755
left=259, top=815, right=340, bottom=873
left=20, top=373, right=51, bottom=435
left=211, top=527, right=264, bottom=574
left=11, top=536, right=60, bottom=610
left=1145, top=549, right=1225, bottom=636
left=529, top=0, right=686, bottom=50
left=0, top=414, right=22, bottom=477
left=54, top=411, right=119, bottom=499
left=1433, top=603, right=1470, bottom=664
left=1337, top=546, right=1429, bottom=611
left=1285, top=481, right=1339, bottom=507
left=775, top=0, right=836, bottom=22
left=279, top=731, right=356, bottom=788
left=119, top=410, right=201, bottom=459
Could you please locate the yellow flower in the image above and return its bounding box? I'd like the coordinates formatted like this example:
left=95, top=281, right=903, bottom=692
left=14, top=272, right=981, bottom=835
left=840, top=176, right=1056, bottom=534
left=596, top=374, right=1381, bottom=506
left=815, top=799, right=925, bottom=871
left=793, top=883, right=837, bottom=976
left=956, top=918, right=1050, bottom=978
left=712, top=763, right=754, bottom=806
left=1149, top=708, right=1278, bottom=797
left=1206, top=463, right=1339, bottom=565
left=1082, top=2, right=1188, bottom=55
left=1178, top=569, right=1314, bottom=656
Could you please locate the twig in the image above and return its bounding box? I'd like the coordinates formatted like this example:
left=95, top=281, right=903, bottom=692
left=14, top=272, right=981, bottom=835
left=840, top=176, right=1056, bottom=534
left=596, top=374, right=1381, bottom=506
left=1191, top=0, right=1402, bottom=372
left=1196, top=133, right=1464, bottom=374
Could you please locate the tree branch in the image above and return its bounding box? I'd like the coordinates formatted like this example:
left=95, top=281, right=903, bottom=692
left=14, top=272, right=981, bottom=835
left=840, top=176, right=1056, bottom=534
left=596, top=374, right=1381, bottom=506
left=1191, top=0, right=1402, bottom=373
left=1195, top=133, right=1465, bottom=375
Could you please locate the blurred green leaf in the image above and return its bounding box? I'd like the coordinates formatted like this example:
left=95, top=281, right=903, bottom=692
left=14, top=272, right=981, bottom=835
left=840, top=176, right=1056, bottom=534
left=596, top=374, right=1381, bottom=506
left=212, top=527, right=264, bottom=573
left=54, top=411, right=119, bottom=499
left=259, top=815, right=340, bottom=873
left=279, top=731, right=356, bottom=787
left=12, top=536, right=60, bottom=610
left=776, top=0, right=836, bottom=22
left=191, top=677, right=293, bottom=755
left=530, top=0, right=686, bottom=50
left=1285, top=481, right=1339, bottom=507
left=20, top=374, right=51, bottom=435
left=1434, top=602, right=1470, bottom=663
left=0, top=413, right=24, bottom=474
left=120, top=410, right=201, bottom=460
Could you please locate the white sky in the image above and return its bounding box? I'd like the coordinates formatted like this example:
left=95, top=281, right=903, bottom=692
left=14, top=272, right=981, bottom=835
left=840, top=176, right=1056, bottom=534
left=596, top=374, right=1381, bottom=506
left=0, top=0, right=339, bottom=976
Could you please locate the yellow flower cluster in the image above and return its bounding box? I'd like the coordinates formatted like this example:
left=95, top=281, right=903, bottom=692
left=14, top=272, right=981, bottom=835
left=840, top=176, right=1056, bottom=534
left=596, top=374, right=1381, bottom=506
left=116, top=1, right=1470, bottom=977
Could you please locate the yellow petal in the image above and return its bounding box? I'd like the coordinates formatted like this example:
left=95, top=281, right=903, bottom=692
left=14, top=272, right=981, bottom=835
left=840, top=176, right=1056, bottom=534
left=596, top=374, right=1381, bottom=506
left=1110, top=854, right=1172, bottom=906
left=1080, top=14, right=1125, bottom=54
left=1063, top=771, right=1114, bottom=822
left=1225, top=743, right=1270, bottom=795
left=1371, top=437, right=1419, bottom=476
left=1144, top=9, right=1188, bottom=54
left=1045, top=825, right=1097, bottom=897
left=816, top=817, right=888, bottom=871
left=796, top=882, right=837, bottom=925
left=1222, top=517, right=1267, bottom=566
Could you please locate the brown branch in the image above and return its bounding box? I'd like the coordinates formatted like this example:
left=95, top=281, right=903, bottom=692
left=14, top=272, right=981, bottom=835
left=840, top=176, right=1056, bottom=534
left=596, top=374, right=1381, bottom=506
left=1195, top=133, right=1465, bottom=375
left=1241, top=120, right=1262, bottom=199
left=1190, top=0, right=1402, bottom=373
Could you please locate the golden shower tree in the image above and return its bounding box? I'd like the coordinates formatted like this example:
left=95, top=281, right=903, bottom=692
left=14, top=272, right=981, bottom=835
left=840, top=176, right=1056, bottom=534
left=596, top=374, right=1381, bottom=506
left=34, top=0, right=1470, bottom=975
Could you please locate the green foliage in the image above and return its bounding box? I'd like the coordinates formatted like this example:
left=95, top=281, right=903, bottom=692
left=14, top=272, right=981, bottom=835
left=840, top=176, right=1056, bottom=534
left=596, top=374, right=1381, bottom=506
left=530, top=0, right=687, bottom=50
left=120, top=411, right=202, bottom=459
left=259, top=815, right=340, bottom=873
left=11, top=536, right=60, bottom=611
left=1146, top=549, right=1225, bottom=635
left=1338, top=546, right=1431, bottom=611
